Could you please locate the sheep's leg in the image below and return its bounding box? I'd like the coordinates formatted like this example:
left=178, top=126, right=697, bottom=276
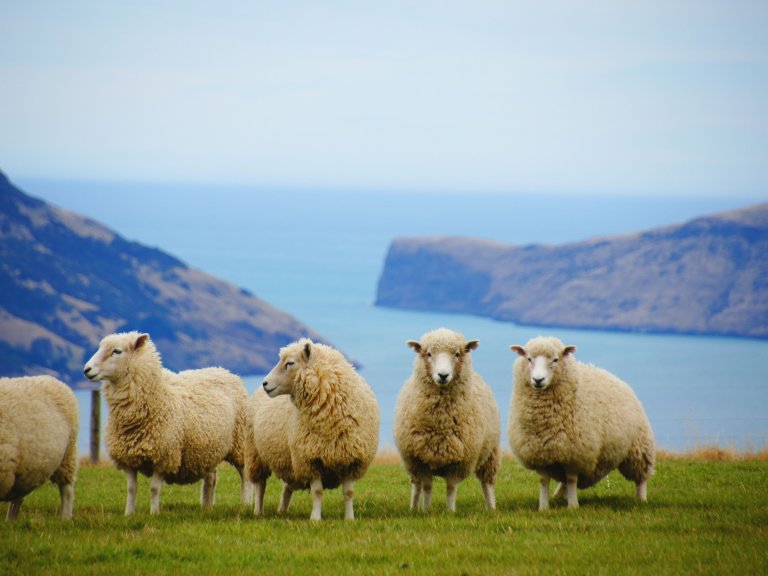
left=236, top=467, right=254, bottom=506
left=59, top=482, right=74, bottom=519
left=6, top=498, right=23, bottom=521
left=421, top=476, right=433, bottom=511
left=343, top=478, right=355, bottom=521
left=636, top=479, right=648, bottom=503
left=149, top=471, right=163, bottom=514
left=253, top=480, right=267, bottom=516
left=125, top=469, right=138, bottom=516
left=566, top=473, right=579, bottom=509
left=309, top=476, right=323, bottom=521
left=538, top=473, right=550, bottom=511
left=446, top=477, right=459, bottom=512
left=552, top=482, right=565, bottom=500
left=481, top=481, right=496, bottom=510
left=201, top=470, right=217, bottom=509
left=409, top=479, right=422, bottom=511
left=278, top=482, right=293, bottom=514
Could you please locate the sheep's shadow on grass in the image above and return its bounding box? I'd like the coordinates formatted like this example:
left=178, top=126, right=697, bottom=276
left=497, top=492, right=656, bottom=514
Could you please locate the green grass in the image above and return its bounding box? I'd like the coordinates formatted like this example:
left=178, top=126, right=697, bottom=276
left=2, top=458, right=767, bottom=575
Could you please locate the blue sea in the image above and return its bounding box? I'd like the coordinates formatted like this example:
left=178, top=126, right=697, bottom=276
left=19, top=179, right=768, bottom=454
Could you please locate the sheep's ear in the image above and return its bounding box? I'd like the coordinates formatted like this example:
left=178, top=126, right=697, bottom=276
left=465, top=340, right=479, bottom=352
left=510, top=345, right=526, bottom=357
left=134, top=333, right=149, bottom=350
left=563, top=345, right=576, bottom=357
left=303, top=341, right=312, bottom=359
left=407, top=340, right=422, bottom=353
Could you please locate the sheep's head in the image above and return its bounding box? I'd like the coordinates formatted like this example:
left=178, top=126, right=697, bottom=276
left=263, top=338, right=313, bottom=398
left=408, top=327, right=478, bottom=387
left=83, top=332, right=153, bottom=384
left=510, top=337, right=576, bottom=391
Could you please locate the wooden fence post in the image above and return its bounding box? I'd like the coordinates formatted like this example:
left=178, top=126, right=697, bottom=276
left=90, top=388, right=101, bottom=464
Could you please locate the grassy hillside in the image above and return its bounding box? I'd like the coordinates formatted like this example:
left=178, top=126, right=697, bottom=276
left=0, top=172, right=324, bottom=383
left=2, top=458, right=766, bottom=575
left=376, top=203, right=768, bottom=339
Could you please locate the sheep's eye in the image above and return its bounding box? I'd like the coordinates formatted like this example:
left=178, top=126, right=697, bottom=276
left=284, top=361, right=294, bottom=369
left=426, top=352, right=432, bottom=359
left=112, top=349, right=122, bottom=356
left=455, top=352, right=461, bottom=358
left=527, top=357, right=533, bottom=364
left=552, top=358, right=559, bottom=364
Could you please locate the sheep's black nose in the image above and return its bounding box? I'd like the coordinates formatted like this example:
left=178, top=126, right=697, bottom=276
left=437, top=373, right=449, bottom=383
left=83, top=367, right=91, bottom=376
left=533, top=377, right=545, bottom=386
left=262, top=380, right=269, bottom=389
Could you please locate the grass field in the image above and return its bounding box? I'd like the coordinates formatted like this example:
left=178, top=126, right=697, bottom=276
left=2, top=456, right=767, bottom=575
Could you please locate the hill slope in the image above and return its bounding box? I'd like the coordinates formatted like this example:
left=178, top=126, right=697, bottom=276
left=376, top=203, right=768, bottom=339
left=0, top=171, right=322, bottom=384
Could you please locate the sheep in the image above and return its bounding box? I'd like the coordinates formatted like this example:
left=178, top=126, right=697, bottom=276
left=0, top=376, right=78, bottom=521
left=83, top=331, right=253, bottom=515
left=393, top=327, right=501, bottom=513
left=508, top=336, right=655, bottom=510
left=260, top=338, right=380, bottom=520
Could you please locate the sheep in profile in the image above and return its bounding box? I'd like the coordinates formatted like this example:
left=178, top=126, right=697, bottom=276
left=394, top=328, right=500, bottom=512
left=260, top=338, right=380, bottom=520
left=0, top=376, right=79, bottom=520
left=84, top=331, right=252, bottom=515
left=508, top=336, right=655, bottom=510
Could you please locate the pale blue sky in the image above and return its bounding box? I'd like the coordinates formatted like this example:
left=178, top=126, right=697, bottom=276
left=1, top=1, right=767, bottom=196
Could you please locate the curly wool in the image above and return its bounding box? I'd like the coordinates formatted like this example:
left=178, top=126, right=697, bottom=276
left=508, top=336, right=655, bottom=490
left=97, top=332, right=248, bottom=485
left=244, top=389, right=295, bottom=487
left=257, top=339, right=379, bottom=489
left=0, top=376, right=78, bottom=519
left=394, top=328, right=500, bottom=487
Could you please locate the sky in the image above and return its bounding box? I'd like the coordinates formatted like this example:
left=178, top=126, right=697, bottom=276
left=1, top=1, right=767, bottom=196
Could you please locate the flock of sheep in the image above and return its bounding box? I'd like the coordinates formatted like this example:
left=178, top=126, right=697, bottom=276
left=0, top=328, right=655, bottom=521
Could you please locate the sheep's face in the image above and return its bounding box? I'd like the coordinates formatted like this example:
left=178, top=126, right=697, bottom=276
left=408, top=337, right=479, bottom=387
left=263, top=341, right=310, bottom=398
left=84, top=333, right=149, bottom=383
left=510, top=343, right=576, bottom=390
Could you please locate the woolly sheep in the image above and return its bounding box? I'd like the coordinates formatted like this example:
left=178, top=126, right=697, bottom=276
left=394, top=328, right=501, bottom=512
left=0, top=376, right=78, bottom=521
left=260, top=338, right=380, bottom=520
left=243, top=388, right=299, bottom=517
left=84, top=331, right=252, bottom=515
left=508, top=336, right=655, bottom=510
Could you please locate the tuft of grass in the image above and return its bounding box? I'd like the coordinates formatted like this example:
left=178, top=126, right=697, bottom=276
left=2, top=457, right=767, bottom=575
left=657, top=445, right=768, bottom=462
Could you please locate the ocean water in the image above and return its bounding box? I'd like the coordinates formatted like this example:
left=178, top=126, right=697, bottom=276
left=19, top=179, right=768, bottom=453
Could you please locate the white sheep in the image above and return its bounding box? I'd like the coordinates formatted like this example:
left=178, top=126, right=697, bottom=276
left=393, top=328, right=501, bottom=512
left=84, top=331, right=253, bottom=515
left=259, top=338, right=380, bottom=520
left=508, top=336, right=655, bottom=510
left=0, top=376, right=79, bottom=520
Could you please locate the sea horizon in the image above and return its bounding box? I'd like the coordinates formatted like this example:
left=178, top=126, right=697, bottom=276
left=11, top=176, right=768, bottom=454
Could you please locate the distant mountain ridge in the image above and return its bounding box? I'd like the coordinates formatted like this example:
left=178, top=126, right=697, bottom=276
left=376, top=203, right=768, bottom=339
left=0, top=171, right=323, bottom=384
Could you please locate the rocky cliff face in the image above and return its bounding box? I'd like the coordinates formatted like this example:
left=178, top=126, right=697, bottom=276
left=0, top=172, right=323, bottom=384
left=376, top=203, right=768, bottom=339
